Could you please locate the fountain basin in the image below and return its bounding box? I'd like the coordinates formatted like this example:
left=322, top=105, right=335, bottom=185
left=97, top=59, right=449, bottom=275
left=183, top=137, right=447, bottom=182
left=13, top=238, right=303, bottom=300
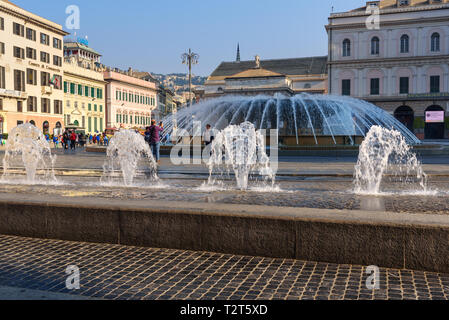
left=0, top=187, right=448, bottom=274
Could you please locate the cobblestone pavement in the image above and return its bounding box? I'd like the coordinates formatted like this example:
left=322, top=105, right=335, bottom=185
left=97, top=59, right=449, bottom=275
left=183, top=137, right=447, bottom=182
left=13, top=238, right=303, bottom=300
left=0, top=235, right=448, bottom=300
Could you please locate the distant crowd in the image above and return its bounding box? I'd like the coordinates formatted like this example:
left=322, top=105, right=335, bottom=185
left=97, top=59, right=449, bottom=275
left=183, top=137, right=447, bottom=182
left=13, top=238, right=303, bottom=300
left=44, top=131, right=110, bottom=150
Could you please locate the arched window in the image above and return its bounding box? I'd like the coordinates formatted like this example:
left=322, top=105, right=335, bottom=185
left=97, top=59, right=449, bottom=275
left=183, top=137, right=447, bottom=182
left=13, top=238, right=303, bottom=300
left=342, top=39, right=351, bottom=57
left=400, top=35, right=409, bottom=53
left=431, top=33, right=440, bottom=52
left=371, top=37, right=380, bottom=55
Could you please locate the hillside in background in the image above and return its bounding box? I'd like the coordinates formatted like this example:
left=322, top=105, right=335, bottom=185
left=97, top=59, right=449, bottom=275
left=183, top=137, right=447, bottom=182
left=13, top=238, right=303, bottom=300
left=152, top=73, right=207, bottom=95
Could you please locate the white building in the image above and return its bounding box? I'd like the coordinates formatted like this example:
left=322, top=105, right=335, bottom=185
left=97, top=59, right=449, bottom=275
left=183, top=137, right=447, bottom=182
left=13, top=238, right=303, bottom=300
left=327, top=0, right=449, bottom=140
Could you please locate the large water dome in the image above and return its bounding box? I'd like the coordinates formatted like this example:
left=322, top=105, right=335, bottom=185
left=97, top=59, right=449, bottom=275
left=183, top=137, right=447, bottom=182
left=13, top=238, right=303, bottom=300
left=162, top=94, right=420, bottom=145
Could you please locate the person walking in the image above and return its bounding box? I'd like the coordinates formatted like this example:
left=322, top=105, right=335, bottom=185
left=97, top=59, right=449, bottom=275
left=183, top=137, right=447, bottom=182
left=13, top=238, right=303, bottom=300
left=63, top=130, right=69, bottom=150
left=70, top=131, right=77, bottom=150
left=203, top=124, right=215, bottom=146
left=53, top=135, right=59, bottom=149
left=148, top=120, right=163, bottom=165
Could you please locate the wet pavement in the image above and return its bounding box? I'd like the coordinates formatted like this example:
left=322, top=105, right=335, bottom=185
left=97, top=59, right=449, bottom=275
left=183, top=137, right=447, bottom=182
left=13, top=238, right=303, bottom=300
left=1, top=176, right=449, bottom=215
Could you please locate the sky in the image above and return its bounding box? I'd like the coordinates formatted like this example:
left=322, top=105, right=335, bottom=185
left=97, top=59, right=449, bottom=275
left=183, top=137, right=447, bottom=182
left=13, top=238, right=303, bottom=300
left=11, top=0, right=365, bottom=76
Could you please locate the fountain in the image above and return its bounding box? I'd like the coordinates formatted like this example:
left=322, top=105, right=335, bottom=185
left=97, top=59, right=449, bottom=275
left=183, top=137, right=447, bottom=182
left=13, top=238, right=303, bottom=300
left=207, top=122, right=275, bottom=190
left=161, top=94, right=420, bottom=146
left=101, top=130, right=158, bottom=186
left=354, top=126, right=427, bottom=195
left=2, top=123, right=56, bottom=183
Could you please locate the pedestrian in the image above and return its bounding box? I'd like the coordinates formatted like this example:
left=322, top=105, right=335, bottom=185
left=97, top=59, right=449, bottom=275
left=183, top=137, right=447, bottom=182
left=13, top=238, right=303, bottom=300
left=89, top=134, right=93, bottom=145
left=203, top=124, right=215, bottom=146
left=53, top=135, right=59, bottom=149
left=63, top=130, right=69, bottom=150
left=70, top=131, right=77, bottom=150
left=148, top=120, right=163, bottom=164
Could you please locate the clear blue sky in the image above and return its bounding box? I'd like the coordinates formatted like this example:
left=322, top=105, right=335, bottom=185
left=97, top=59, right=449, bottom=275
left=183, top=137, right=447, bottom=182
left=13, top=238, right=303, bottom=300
left=12, top=0, right=364, bottom=76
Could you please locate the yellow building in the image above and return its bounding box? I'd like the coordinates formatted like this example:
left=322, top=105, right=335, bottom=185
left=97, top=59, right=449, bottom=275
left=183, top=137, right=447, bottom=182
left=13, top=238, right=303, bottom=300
left=63, top=41, right=106, bottom=134
left=0, top=0, right=68, bottom=135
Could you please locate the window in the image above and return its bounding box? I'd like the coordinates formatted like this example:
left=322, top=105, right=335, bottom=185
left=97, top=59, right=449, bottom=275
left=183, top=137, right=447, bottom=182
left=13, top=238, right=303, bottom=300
left=88, top=104, right=91, bottom=111
left=26, top=28, right=36, bottom=41
left=13, top=46, right=25, bottom=59
left=14, top=70, right=25, bottom=92
left=27, top=96, right=37, bottom=112
left=53, top=38, right=62, bottom=49
left=54, top=100, right=63, bottom=114
left=399, top=77, right=409, bottom=94
left=91, top=87, right=95, bottom=98
left=26, top=47, right=36, bottom=60
left=40, top=33, right=50, bottom=45
left=26, top=68, right=37, bottom=85
left=64, top=81, right=68, bottom=93
left=430, top=76, right=440, bottom=93
left=0, top=42, right=4, bottom=54
left=78, top=84, right=83, bottom=95
left=41, top=98, right=50, bottom=113
left=13, top=22, right=24, bottom=37
left=371, top=37, right=380, bottom=55
left=53, top=55, right=62, bottom=67
left=88, top=117, right=92, bottom=132
left=40, top=51, right=50, bottom=63
left=85, top=86, right=89, bottom=97
left=431, top=33, right=440, bottom=52
left=400, top=35, right=409, bottom=53
left=41, top=72, right=50, bottom=86
left=100, top=105, right=103, bottom=112
left=0, top=17, right=4, bottom=30
left=0, top=99, right=3, bottom=111
left=370, top=78, right=380, bottom=95
left=342, top=39, right=351, bottom=57
left=341, top=79, right=351, bottom=96
left=17, top=101, right=23, bottom=113
left=0, top=66, right=5, bottom=89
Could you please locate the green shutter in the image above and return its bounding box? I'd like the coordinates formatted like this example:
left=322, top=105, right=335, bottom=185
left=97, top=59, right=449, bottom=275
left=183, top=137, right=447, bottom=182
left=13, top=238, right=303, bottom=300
left=100, top=119, right=103, bottom=132
left=64, top=81, right=68, bottom=93
left=88, top=117, right=92, bottom=132
left=100, top=105, right=103, bottom=112
left=91, top=87, right=95, bottom=98
left=94, top=104, right=97, bottom=112
left=88, top=104, right=91, bottom=111
left=94, top=118, right=97, bottom=131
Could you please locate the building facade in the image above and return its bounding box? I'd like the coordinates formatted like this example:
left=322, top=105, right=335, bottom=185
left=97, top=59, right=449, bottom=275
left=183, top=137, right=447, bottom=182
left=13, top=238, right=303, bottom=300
left=63, top=40, right=106, bottom=134
left=104, top=69, right=157, bottom=130
left=327, top=0, right=449, bottom=139
left=200, top=56, right=328, bottom=100
left=0, top=0, right=68, bottom=135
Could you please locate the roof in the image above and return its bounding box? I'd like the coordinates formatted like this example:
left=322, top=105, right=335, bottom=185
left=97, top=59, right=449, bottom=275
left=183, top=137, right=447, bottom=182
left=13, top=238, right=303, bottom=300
left=209, top=56, right=328, bottom=80
left=64, top=42, right=102, bottom=56
left=227, top=68, right=284, bottom=79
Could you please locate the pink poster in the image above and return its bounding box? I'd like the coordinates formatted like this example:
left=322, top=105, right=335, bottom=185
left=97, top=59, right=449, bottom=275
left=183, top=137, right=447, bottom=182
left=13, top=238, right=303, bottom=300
left=426, top=111, right=445, bottom=123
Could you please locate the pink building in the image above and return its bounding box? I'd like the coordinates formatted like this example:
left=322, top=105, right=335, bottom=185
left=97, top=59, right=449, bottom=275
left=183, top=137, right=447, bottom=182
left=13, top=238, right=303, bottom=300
left=104, top=69, right=157, bottom=130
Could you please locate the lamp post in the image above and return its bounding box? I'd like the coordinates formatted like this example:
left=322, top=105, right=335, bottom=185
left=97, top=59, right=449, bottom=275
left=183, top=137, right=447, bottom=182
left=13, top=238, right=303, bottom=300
left=181, top=48, right=199, bottom=108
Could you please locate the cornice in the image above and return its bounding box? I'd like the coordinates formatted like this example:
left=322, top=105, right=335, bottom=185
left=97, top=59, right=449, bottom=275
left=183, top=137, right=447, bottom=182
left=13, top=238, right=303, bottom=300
left=0, top=4, right=69, bottom=36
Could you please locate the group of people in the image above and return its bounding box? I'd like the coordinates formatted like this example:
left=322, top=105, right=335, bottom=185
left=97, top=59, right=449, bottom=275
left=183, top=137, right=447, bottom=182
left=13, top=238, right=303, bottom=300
left=46, top=131, right=109, bottom=150
left=143, top=121, right=216, bottom=165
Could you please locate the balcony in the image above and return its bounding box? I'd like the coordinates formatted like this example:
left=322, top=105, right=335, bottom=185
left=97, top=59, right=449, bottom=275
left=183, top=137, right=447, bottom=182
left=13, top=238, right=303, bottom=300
left=0, top=88, right=27, bottom=100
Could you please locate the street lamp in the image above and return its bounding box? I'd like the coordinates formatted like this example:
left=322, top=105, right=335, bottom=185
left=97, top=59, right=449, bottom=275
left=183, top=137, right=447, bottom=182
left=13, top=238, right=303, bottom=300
left=181, top=48, right=199, bottom=108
